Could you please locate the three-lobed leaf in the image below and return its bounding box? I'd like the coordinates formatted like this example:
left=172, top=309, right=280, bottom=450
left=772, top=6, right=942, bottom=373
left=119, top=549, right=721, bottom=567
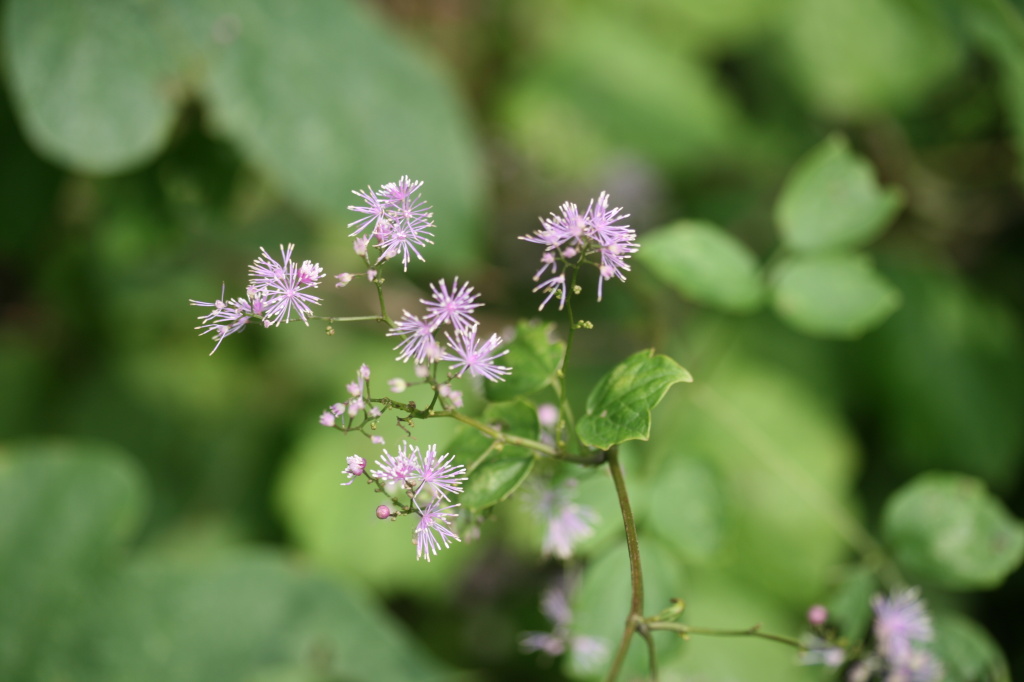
left=577, top=349, right=692, bottom=450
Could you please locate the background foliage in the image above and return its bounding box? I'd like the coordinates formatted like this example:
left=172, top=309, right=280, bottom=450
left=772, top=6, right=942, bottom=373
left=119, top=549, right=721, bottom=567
left=2, top=0, right=1024, bottom=680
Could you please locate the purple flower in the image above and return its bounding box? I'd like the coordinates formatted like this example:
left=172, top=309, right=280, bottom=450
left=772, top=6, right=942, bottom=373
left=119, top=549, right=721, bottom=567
left=872, top=588, right=934, bottom=666
left=414, top=444, right=467, bottom=501
left=520, top=578, right=608, bottom=673
left=798, top=635, right=845, bottom=668
left=532, top=273, right=568, bottom=311
left=370, top=442, right=418, bottom=484
left=340, top=455, right=366, bottom=486
left=190, top=288, right=259, bottom=355
left=347, top=176, right=435, bottom=271
left=529, top=479, right=598, bottom=560
left=247, top=244, right=324, bottom=327
left=421, top=277, right=483, bottom=332
left=387, top=311, right=440, bottom=364
left=520, top=192, right=637, bottom=308
left=414, top=498, right=461, bottom=561
left=443, top=327, right=512, bottom=382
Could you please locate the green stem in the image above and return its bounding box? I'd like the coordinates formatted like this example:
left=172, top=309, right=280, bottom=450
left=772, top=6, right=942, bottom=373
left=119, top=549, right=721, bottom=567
left=645, top=622, right=804, bottom=650
left=312, top=315, right=387, bottom=324
left=604, top=447, right=652, bottom=682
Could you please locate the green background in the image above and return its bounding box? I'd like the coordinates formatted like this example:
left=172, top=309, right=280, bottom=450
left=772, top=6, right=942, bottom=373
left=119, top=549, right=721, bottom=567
left=2, top=0, right=1023, bottom=680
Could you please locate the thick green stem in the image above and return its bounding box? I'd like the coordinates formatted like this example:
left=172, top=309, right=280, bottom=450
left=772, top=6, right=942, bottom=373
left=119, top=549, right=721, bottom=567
left=604, top=447, right=653, bottom=682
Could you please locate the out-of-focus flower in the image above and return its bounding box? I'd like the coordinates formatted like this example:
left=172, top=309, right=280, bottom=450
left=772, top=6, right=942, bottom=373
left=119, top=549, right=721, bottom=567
left=520, top=578, right=608, bottom=673
left=528, top=478, right=599, bottom=560
left=872, top=588, right=934, bottom=665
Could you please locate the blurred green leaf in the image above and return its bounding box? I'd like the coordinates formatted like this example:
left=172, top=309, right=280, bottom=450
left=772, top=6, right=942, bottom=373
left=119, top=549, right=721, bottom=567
left=639, top=220, right=765, bottom=313
left=460, top=401, right=539, bottom=511
left=500, top=2, right=745, bottom=176
left=933, top=611, right=1011, bottom=682
left=462, top=458, right=534, bottom=513
left=660, top=571, right=819, bottom=681
left=571, top=538, right=684, bottom=680
left=784, top=0, right=964, bottom=117
left=485, top=320, right=565, bottom=402
left=665, top=356, right=859, bottom=605
left=954, top=0, right=1024, bottom=185
left=882, top=472, right=1024, bottom=591
left=187, top=0, right=485, bottom=264
left=775, top=134, right=903, bottom=253
left=860, top=259, right=1024, bottom=486
left=52, top=552, right=457, bottom=682
left=824, top=566, right=877, bottom=644
left=2, top=0, right=181, bottom=173
left=0, top=441, right=461, bottom=682
left=770, top=253, right=901, bottom=338
left=577, top=349, right=693, bottom=450
left=646, top=457, right=726, bottom=564
left=3, top=0, right=485, bottom=264
left=0, top=442, right=145, bottom=682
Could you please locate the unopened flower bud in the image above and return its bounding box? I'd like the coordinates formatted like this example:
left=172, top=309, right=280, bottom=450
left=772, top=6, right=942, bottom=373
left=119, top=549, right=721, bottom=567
left=335, top=273, right=354, bottom=288
left=354, top=237, right=370, bottom=257
left=807, top=604, right=828, bottom=627
left=366, top=269, right=378, bottom=281
left=319, top=411, right=336, bottom=427
left=376, top=505, right=391, bottom=520
left=388, top=378, right=407, bottom=393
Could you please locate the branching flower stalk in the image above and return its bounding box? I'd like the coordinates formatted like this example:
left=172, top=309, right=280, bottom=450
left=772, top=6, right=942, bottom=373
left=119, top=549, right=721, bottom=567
left=190, top=177, right=942, bottom=682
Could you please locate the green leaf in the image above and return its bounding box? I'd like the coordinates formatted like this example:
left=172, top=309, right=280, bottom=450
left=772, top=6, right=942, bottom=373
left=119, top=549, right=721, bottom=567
left=0, top=441, right=145, bottom=682
left=933, top=612, right=1011, bottom=682
left=188, top=0, right=485, bottom=265
left=577, top=349, right=692, bottom=450
left=655, top=352, right=859, bottom=605
left=770, top=252, right=901, bottom=338
left=485, top=321, right=565, bottom=402
left=3, top=0, right=181, bottom=173
left=461, top=458, right=534, bottom=512
left=881, top=472, right=1024, bottom=591
left=646, top=458, right=726, bottom=563
left=52, top=552, right=457, bottom=682
left=3, top=0, right=486, bottom=265
left=459, top=401, right=539, bottom=511
left=638, top=220, right=764, bottom=313
left=861, top=259, right=1024, bottom=485
left=783, top=0, right=963, bottom=117
left=572, top=538, right=684, bottom=679
left=775, top=134, right=903, bottom=252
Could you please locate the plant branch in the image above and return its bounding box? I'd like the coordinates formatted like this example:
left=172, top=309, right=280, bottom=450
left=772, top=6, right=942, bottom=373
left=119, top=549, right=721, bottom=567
left=604, top=446, right=653, bottom=682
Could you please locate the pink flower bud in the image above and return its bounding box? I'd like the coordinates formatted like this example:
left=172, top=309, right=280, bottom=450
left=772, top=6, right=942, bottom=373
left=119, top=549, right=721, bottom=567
left=376, top=505, right=391, bottom=519
left=807, top=604, right=828, bottom=627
